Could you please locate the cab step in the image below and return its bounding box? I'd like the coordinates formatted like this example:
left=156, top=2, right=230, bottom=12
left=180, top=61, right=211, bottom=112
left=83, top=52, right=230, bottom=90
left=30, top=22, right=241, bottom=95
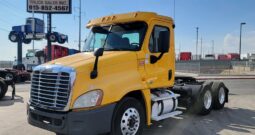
left=152, top=111, right=183, bottom=121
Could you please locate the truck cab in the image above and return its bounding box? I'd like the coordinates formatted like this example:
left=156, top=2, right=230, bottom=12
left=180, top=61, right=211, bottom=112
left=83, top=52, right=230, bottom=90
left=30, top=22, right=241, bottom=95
left=28, top=12, right=229, bottom=135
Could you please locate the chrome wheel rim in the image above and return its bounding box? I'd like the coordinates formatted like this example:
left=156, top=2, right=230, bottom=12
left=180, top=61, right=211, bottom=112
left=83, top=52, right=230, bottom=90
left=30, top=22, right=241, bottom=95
left=204, top=90, right=212, bottom=109
left=50, top=35, right=55, bottom=41
left=219, top=88, right=225, bottom=104
left=120, top=108, right=140, bottom=135
left=11, top=35, right=16, bottom=41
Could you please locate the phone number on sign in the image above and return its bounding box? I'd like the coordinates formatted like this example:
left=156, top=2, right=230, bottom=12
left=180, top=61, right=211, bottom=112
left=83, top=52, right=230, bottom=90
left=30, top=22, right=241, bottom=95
left=29, top=5, right=69, bottom=11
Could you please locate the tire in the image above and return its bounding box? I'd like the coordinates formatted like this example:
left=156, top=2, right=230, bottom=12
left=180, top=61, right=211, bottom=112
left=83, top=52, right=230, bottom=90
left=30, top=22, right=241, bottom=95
left=49, top=33, right=57, bottom=42
left=195, top=85, right=213, bottom=115
left=111, top=97, right=145, bottom=135
left=212, top=82, right=227, bottom=110
left=0, top=79, right=8, bottom=100
left=58, top=38, right=66, bottom=44
left=9, top=32, right=18, bottom=42
left=23, top=39, right=32, bottom=44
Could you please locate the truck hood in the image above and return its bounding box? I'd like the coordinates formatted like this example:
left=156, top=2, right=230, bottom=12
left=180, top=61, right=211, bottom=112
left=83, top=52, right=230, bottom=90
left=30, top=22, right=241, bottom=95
left=47, top=51, right=137, bottom=72
left=48, top=52, right=95, bottom=66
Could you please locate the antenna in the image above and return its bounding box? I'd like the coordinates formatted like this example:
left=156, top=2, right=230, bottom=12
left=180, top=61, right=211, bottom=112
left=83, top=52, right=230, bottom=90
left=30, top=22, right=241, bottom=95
left=173, top=0, right=176, bottom=20
left=78, top=0, right=82, bottom=51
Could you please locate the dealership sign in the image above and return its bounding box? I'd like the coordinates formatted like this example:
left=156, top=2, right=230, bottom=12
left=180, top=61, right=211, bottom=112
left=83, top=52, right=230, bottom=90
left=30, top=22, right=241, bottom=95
left=27, top=0, right=71, bottom=14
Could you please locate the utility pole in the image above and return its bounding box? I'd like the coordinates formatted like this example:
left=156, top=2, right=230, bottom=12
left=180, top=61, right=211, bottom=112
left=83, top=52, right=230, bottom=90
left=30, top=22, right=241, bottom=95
left=239, top=22, right=246, bottom=60
left=32, top=9, right=35, bottom=51
left=200, top=37, right=203, bottom=59
left=196, top=27, right=199, bottom=60
left=173, top=0, right=176, bottom=20
left=78, top=0, right=82, bottom=51
left=212, top=40, right=214, bottom=55
left=47, top=14, right=52, bottom=61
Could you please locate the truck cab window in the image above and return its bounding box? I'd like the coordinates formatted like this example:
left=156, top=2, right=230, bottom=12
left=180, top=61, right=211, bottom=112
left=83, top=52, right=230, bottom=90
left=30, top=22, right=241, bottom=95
left=149, top=26, right=170, bottom=53
left=83, top=22, right=147, bottom=52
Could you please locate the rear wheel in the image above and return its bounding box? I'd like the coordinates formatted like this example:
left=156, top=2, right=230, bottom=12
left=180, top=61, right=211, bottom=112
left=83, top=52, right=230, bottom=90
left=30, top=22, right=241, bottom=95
left=23, top=39, right=32, bottom=44
left=111, top=97, right=145, bottom=135
left=195, top=87, right=213, bottom=115
left=212, top=82, right=227, bottom=110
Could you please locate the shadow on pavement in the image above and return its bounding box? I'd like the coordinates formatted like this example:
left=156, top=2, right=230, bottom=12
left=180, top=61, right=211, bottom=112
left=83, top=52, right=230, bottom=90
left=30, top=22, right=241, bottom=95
left=143, top=107, right=255, bottom=135
left=0, top=95, right=24, bottom=106
left=15, top=81, right=31, bottom=85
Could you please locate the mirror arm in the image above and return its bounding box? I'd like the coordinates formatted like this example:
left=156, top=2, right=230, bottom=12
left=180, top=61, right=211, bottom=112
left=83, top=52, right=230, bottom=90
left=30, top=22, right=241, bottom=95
left=157, top=52, right=164, bottom=60
left=90, top=56, right=99, bottom=79
left=151, top=52, right=164, bottom=64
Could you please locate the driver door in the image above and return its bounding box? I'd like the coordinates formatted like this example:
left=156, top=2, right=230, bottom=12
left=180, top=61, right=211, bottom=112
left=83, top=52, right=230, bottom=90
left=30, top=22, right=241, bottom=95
left=144, top=20, right=174, bottom=88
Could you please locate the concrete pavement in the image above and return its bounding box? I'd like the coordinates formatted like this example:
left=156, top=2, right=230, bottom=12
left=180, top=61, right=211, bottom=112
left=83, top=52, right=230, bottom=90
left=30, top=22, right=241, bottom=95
left=0, top=80, right=254, bottom=135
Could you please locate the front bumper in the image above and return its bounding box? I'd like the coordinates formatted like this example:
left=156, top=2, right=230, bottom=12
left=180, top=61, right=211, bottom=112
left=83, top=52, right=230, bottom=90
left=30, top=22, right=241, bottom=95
left=28, top=104, right=116, bottom=135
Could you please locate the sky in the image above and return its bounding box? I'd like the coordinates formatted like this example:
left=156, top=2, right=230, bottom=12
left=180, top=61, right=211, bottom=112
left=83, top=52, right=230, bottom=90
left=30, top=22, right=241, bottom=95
left=0, top=0, right=255, bottom=60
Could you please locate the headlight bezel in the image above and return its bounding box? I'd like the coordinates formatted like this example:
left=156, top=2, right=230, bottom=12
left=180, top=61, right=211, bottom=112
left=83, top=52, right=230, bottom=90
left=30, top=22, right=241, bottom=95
left=73, top=89, right=103, bottom=109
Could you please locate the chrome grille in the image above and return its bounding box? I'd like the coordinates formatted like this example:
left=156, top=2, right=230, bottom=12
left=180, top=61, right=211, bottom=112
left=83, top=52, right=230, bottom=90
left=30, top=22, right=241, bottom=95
left=30, top=65, right=75, bottom=111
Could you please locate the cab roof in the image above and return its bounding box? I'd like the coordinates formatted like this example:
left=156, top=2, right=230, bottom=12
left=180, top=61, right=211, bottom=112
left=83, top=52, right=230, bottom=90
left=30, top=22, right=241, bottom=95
left=86, top=12, right=173, bottom=28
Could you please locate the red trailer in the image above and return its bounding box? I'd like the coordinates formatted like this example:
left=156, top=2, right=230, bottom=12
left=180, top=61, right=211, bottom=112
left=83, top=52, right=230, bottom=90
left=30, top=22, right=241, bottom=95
left=218, top=54, right=229, bottom=60
left=227, top=53, right=240, bottom=60
left=180, top=52, right=192, bottom=61
left=44, top=45, right=69, bottom=60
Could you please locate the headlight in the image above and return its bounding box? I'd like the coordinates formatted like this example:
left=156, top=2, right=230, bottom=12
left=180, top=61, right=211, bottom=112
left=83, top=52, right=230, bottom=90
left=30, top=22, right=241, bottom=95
left=5, top=73, right=14, bottom=81
left=73, top=90, right=103, bottom=109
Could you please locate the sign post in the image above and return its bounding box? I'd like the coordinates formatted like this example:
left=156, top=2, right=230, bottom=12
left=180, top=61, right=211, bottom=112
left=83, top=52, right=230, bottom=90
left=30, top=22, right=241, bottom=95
left=27, top=0, right=72, bottom=14
left=47, top=13, right=52, bottom=61
left=27, top=0, right=72, bottom=61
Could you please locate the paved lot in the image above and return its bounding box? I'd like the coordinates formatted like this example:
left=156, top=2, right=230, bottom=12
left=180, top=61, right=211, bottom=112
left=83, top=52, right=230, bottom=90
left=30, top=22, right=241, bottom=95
left=0, top=80, right=255, bottom=135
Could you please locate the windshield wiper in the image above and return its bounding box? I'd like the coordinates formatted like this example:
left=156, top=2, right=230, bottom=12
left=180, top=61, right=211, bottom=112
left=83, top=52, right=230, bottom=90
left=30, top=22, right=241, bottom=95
left=104, top=48, right=134, bottom=51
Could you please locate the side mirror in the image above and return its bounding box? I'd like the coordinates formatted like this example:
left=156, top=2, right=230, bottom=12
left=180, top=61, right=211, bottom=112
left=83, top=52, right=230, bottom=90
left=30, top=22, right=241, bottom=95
left=94, top=48, right=104, bottom=57
left=158, top=31, right=170, bottom=53
left=91, top=48, right=104, bottom=79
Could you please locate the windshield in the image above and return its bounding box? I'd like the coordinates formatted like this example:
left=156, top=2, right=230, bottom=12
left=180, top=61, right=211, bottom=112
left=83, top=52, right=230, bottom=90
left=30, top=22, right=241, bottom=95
left=83, top=22, right=147, bottom=52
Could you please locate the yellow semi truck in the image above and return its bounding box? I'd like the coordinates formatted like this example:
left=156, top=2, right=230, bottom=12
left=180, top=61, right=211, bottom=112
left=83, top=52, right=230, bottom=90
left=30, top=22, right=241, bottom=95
left=27, top=12, right=229, bottom=135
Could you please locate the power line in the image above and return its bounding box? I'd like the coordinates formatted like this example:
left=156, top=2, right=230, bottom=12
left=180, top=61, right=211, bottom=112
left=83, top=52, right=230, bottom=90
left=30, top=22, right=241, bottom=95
left=2, top=0, right=24, bottom=12
left=0, top=1, right=26, bottom=19
left=0, top=27, right=9, bottom=32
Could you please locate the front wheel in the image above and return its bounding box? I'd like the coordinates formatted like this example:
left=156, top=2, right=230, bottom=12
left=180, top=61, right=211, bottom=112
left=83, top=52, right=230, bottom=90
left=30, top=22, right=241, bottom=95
left=0, top=79, right=8, bottom=100
left=111, top=97, right=145, bottom=135
left=9, top=32, right=19, bottom=42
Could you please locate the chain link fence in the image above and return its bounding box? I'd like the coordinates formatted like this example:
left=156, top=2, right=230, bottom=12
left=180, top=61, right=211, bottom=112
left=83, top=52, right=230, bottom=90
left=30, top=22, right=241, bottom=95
left=0, top=61, right=13, bottom=68
left=176, top=60, right=255, bottom=75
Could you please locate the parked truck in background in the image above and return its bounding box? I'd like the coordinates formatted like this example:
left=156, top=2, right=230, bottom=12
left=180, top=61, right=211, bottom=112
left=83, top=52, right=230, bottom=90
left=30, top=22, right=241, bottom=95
left=204, top=54, right=216, bottom=60
left=9, top=17, right=68, bottom=44
left=0, top=70, right=15, bottom=100
left=22, top=45, right=80, bottom=72
left=27, top=12, right=229, bottom=135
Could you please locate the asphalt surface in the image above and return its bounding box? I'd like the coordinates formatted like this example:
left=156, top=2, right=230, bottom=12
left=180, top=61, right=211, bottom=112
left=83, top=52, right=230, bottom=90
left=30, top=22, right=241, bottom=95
left=0, top=79, right=254, bottom=135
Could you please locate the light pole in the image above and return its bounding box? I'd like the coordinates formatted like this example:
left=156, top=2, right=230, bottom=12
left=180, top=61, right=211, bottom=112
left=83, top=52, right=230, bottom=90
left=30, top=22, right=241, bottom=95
left=196, top=27, right=199, bottom=60
left=239, top=22, right=246, bottom=60
left=200, top=37, right=202, bottom=60
left=78, top=0, right=82, bottom=52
